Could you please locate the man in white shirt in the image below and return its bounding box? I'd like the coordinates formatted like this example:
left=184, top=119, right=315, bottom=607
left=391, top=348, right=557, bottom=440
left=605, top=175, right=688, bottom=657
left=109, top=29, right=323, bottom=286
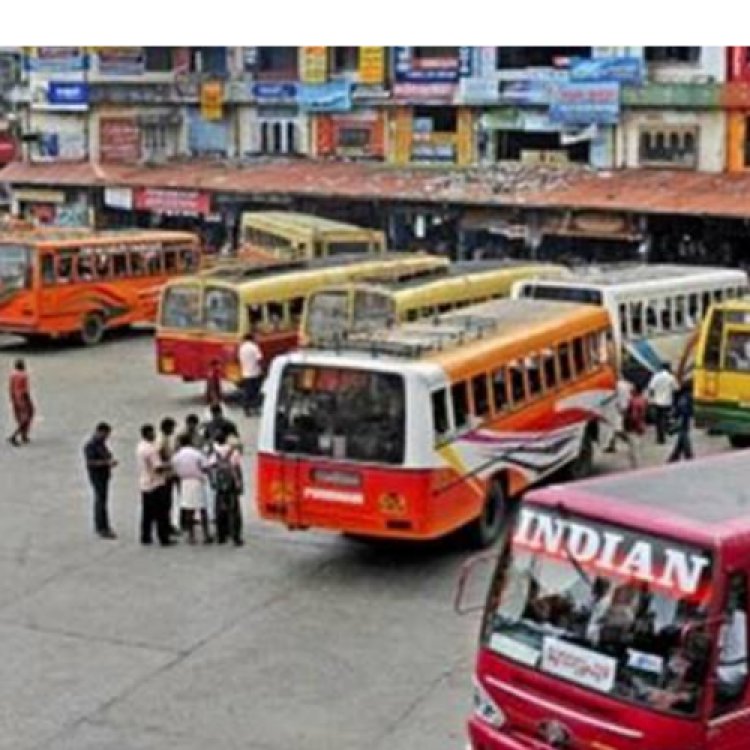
left=647, top=363, right=679, bottom=445
left=604, top=377, right=637, bottom=467
left=238, top=332, right=263, bottom=417
left=136, top=424, right=171, bottom=546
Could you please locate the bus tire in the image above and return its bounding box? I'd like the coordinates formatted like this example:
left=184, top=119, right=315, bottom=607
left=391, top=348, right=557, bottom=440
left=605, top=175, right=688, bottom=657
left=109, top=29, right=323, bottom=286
left=467, top=478, right=506, bottom=549
left=729, top=435, right=750, bottom=449
left=81, top=313, right=105, bottom=346
left=567, top=428, right=594, bottom=481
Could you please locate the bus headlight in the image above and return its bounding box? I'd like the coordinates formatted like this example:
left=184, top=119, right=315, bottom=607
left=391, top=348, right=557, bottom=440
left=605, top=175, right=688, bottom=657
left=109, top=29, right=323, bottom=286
left=473, top=678, right=505, bottom=729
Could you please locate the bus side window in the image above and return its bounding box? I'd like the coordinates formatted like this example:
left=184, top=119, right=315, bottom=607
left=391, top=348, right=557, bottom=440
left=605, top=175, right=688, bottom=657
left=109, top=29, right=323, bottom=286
left=526, top=355, right=542, bottom=398
left=646, top=301, right=658, bottom=334
left=508, top=359, right=526, bottom=404
left=451, top=381, right=469, bottom=431
left=688, top=293, right=699, bottom=324
left=543, top=348, right=558, bottom=389
left=289, top=297, right=305, bottom=324
left=406, top=308, right=419, bottom=322
left=704, top=310, right=724, bottom=369
left=660, top=298, right=673, bottom=332
left=630, top=301, right=644, bottom=337
left=129, top=248, right=146, bottom=276
left=76, top=249, right=95, bottom=281
left=145, top=248, right=162, bottom=275
left=112, top=252, right=128, bottom=277
left=703, top=291, right=713, bottom=313
left=248, top=305, right=263, bottom=332
left=41, top=254, right=55, bottom=286
left=431, top=389, right=450, bottom=443
left=267, top=302, right=285, bottom=330
left=471, top=373, right=490, bottom=420
left=491, top=367, right=508, bottom=412
left=618, top=303, right=629, bottom=338
left=572, top=337, right=586, bottom=374
left=180, top=247, right=198, bottom=272
left=675, top=295, right=686, bottom=329
left=558, top=342, right=572, bottom=382
left=715, top=289, right=724, bottom=303
left=713, top=573, right=749, bottom=715
left=57, top=250, right=78, bottom=284
left=164, top=250, right=178, bottom=273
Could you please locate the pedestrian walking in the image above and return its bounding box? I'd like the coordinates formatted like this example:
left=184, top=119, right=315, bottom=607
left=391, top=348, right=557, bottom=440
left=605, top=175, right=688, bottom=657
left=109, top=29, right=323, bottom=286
left=8, top=359, right=35, bottom=446
left=136, top=424, right=172, bottom=546
left=211, top=429, right=244, bottom=546
left=157, top=417, right=180, bottom=537
left=172, top=434, right=214, bottom=544
left=238, top=332, right=263, bottom=416
left=205, top=359, right=224, bottom=408
left=604, top=377, right=637, bottom=466
left=83, top=422, right=118, bottom=539
left=668, top=383, right=695, bottom=463
left=647, top=362, right=679, bottom=445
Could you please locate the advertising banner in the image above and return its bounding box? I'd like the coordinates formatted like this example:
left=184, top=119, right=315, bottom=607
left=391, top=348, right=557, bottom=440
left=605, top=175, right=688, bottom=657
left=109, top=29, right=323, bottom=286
left=99, top=117, right=141, bottom=163
left=104, top=187, right=133, bottom=211
left=200, top=81, right=224, bottom=120
left=394, top=46, right=472, bottom=83
left=47, top=81, right=89, bottom=108
left=393, top=82, right=456, bottom=103
left=96, top=47, right=145, bottom=76
left=570, top=56, right=644, bottom=85
left=134, top=188, right=211, bottom=216
left=359, top=47, right=385, bottom=85
left=549, top=82, right=620, bottom=125
left=252, top=82, right=298, bottom=104
left=498, top=80, right=558, bottom=106
left=26, top=47, right=87, bottom=72
left=300, top=47, right=327, bottom=84
left=298, top=81, right=351, bottom=112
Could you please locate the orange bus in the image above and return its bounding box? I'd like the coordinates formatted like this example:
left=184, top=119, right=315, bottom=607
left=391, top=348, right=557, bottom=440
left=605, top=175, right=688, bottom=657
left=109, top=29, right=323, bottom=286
left=156, top=253, right=448, bottom=384
left=0, top=229, right=200, bottom=344
left=257, top=299, right=618, bottom=547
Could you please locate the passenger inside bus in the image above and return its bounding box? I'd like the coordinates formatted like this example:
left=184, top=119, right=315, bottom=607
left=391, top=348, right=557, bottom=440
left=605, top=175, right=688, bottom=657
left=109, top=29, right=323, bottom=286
left=715, top=574, right=748, bottom=706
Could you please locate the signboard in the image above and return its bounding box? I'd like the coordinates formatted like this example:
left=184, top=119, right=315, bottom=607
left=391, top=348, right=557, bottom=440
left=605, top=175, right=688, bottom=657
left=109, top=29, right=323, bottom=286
left=99, top=117, right=141, bottom=163
left=300, top=46, right=327, bottom=84
left=542, top=637, right=617, bottom=694
left=394, top=46, right=471, bottom=83
left=298, top=82, right=351, bottom=112
left=393, top=82, right=456, bottom=103
left=549, top=82, right=620, bottom=125
left=26, top=47, right=87, bottom=72
left=456, top=77, right=498, bottom=105
left=200, top=81, right=224, bottom=120
left=104, top=187, right=133, bottom=210
left=359, top=47, right=385, bottom=85
left=133, top=188, right=210, bottom=216
left=498, top=80, right=558, bottom=106
left=252, top=82, right=298, bottom=104
left=47, top=81, right=89, bottom=108
left=570, top=56, right=644, bottom=85
left=96, top=47, right=145, bottom=76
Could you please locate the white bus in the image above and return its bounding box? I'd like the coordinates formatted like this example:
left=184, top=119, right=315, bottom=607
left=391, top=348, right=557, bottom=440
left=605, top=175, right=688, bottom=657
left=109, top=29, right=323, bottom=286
left=512, top=264, right=748, bottom=382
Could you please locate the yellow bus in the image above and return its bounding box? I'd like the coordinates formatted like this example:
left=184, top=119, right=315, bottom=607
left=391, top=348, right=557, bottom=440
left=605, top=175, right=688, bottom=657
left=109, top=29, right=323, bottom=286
left=694, top=298, right=750, bottom=447
left=156, top=253, right=448, bottom=384
left=239, top=211, right=386, bottom=261
left=301, top=261, right=570, bottom=345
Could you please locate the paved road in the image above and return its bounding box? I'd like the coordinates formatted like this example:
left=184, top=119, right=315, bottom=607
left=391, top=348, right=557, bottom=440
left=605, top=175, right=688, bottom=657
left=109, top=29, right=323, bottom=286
left=0, top=332, right=730, bottom=750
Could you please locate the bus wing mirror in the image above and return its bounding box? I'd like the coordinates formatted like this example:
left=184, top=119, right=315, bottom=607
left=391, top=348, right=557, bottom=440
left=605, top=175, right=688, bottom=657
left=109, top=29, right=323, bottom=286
left=454, top=552, right=499, bottom=616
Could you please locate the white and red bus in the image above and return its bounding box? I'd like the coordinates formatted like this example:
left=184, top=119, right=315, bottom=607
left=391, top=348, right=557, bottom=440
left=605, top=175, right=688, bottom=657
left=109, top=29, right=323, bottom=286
left=257, top=298, right=617, bottom=546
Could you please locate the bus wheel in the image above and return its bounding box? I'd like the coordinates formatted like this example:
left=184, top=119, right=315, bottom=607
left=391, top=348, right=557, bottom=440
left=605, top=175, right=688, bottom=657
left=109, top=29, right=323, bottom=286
left=729, top=435, right=750, bottom=449
left=568, top=430, right=594, bottom=481
left=81, top=313, right=105, bottom=346
left=467, top=479, right=506, bottom=549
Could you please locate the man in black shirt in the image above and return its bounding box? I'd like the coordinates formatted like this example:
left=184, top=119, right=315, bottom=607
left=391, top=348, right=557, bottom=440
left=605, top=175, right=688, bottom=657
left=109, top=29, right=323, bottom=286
left=83, top=422, right=118, bottom=539
left=203, top=404, right=238, bottom=445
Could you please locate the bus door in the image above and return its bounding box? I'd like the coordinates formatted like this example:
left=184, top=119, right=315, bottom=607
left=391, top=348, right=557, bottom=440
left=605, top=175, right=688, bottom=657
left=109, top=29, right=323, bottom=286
left=707, top=571, right=750, bottom=749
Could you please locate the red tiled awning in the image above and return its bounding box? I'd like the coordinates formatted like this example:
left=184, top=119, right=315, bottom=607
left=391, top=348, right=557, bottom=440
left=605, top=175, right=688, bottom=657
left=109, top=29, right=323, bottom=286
left=4, top=159, right=750, bottom=219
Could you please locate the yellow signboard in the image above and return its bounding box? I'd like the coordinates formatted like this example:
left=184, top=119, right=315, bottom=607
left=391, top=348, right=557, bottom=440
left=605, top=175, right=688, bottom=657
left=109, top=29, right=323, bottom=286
left=359, top=47, right=385, bottom=85
left=201, top=81, right=224, bottom=121
left=300, top=47, right=327, bottom=84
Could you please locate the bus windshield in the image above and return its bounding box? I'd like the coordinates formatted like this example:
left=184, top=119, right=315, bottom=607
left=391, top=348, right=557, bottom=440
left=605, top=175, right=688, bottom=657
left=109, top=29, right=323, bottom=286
left=274, top=364, right=405, bottom=464
left=306, top=290, right=350, bottom=341
left=204, top=286, right=239, bottom=333
left=0, top=245, right=32, bottom=297
left=161, top=284, right=202, bottom=329
left=483, top=506, right=714, bottom=718
left=521, top=284, right=603, bottom=306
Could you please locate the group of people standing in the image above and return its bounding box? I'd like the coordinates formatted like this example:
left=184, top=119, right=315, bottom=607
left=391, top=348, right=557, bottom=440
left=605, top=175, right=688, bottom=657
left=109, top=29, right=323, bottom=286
left=83, top=405, right=245, bottom=547
left=605, top=362, right=695, bottom=466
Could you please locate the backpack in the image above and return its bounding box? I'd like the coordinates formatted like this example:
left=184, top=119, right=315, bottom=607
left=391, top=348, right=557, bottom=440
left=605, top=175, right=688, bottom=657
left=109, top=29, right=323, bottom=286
left=212, top=453, right=239, bottom=495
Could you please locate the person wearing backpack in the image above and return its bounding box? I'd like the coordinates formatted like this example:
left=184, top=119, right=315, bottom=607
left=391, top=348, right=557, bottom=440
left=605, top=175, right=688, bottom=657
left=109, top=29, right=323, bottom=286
left=211, top=429, right=244, bottom=546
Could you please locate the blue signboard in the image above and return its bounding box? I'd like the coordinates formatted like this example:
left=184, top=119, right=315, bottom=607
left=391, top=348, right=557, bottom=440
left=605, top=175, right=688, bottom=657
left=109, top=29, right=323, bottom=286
left=570, top=56, right=644, bottom=85
left=393, top=46, right=472, bottom=83
left=252, top=82, right=298, bottom=104
left=549, top=82, right=620, bottom=125
left=498, top=80, right=558, bottom=105
left=298, top=82, right=351, bottom=112
left=48, top=81, right=89, bottom=106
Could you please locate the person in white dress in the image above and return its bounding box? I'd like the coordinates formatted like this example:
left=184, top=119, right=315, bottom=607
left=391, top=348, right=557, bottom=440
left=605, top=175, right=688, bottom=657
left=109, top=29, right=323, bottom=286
left=171, top=434, right=213, bottom=544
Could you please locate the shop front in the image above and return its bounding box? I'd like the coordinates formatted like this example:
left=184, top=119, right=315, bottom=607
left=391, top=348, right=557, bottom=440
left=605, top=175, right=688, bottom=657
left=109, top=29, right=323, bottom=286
left=14, top=186, right=91, bottom=227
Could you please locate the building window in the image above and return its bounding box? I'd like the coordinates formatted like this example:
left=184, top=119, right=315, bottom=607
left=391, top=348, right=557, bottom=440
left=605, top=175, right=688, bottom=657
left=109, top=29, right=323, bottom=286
left=496, top=47, right=591, bottom=69
left=259, top=120, right=298, bottom=155
left=413, top=47, right=459, bottom=63
left=496, top=130, right=589, bottom=165
left=330, top=47, right=358, bottom=75
left=639, top=126, right=699, bottom=169
left=144, top=47, right=173, bottom=72
left=190, top=47, right=227, bottom=75
left=413, top=106, right=456, bottom=133
left=644, top=47, right=700, bottom=64
left=257, top=47, right=298, bottom=78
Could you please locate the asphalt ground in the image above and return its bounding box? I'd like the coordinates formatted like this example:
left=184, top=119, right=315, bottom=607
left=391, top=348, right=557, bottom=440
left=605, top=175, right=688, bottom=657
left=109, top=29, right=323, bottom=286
left=0, top=330, right=730, bottom=750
